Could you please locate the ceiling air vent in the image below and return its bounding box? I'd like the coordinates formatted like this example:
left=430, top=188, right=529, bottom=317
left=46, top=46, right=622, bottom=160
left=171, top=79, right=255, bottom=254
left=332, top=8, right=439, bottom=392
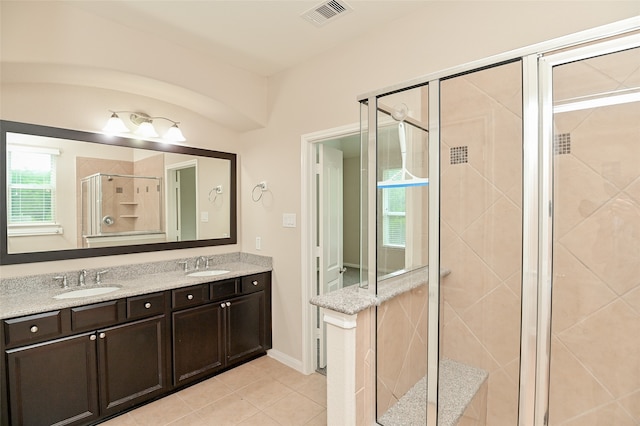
left=302, top=0, right=352, bottom=27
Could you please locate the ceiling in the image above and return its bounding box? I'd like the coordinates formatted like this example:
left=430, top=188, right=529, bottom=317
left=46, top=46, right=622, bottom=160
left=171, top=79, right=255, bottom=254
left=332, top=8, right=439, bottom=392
left=69, top=1, right=431, bottom=77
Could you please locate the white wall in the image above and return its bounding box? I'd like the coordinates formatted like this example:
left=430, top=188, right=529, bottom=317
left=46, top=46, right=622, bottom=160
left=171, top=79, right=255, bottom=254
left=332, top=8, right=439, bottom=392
left=1, top=0, right=638, bottom=366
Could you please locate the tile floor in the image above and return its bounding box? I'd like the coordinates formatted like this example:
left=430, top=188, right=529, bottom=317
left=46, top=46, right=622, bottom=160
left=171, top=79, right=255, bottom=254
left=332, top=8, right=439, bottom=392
left=101, top=356, right=327, bottom=426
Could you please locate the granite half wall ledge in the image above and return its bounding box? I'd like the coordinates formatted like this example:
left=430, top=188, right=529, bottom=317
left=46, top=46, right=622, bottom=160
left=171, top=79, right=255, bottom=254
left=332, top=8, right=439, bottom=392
left=309, top=266, right=450, bottom=315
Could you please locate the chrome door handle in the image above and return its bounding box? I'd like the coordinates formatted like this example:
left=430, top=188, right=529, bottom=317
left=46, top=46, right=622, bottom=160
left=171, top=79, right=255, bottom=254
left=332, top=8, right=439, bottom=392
left=339, top=267, right=347, bottom=274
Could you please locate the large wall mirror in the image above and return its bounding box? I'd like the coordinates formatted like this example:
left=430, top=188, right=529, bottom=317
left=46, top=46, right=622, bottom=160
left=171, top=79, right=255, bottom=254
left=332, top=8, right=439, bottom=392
left=1, top=120, right=237, bottom=265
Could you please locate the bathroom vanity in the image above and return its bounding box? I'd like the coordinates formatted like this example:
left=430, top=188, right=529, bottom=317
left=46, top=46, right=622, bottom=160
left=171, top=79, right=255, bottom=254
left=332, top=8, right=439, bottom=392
left=0, top=255, right=272, bottom=426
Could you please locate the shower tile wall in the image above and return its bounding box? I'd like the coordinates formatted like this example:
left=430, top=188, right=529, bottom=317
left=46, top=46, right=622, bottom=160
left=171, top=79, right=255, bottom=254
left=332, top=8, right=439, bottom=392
left=133, top=154, right=164, bottom=232
left=355, top=307, right=373, bottom=426
left=440, top=61, right=523, bottom=426
left=376, top=284, right=429, bottom=417
left=548, top=48, right=640, bottom=425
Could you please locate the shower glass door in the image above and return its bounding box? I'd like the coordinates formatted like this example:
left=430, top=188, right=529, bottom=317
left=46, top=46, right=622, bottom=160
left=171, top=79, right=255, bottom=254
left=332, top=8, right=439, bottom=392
left=439, top=60, right=524, bottom=426
left=375, top=84, right=430, bottom=425
left=546, top=44, right=640, bottom=425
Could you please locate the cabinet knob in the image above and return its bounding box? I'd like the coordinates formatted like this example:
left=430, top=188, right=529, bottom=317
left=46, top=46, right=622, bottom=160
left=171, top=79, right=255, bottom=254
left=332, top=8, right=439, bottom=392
left=144, top=302, right=152, bottom=309
left=220, top=303, right=226, bottom=308
left=90, top=334, right=97, bottom=341
left=30, top=325, right=38, bottom=333
left=187, top=294, right=194, bottom=300
left=226, top=302, right=231, bottom=307
left=252, top=280, right=258, bottom=286
left=99, top=332, right=106, bottom=339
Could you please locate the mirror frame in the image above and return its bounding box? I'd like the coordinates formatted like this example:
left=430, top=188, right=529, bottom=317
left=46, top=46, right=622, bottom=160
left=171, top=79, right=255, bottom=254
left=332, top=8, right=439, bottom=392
left=0, top=120, right=237, bottom=265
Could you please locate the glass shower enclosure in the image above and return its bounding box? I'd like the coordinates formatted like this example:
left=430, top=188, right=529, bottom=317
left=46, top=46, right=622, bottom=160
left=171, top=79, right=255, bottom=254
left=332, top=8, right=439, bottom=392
left=80, top=173, right=163, bottom=247
left=359, top=21, right=639, bottom=426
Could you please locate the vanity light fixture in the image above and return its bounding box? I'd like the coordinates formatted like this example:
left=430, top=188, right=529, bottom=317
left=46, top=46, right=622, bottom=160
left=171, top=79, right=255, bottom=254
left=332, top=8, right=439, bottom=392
left=102, top=110, right=186, bottom=142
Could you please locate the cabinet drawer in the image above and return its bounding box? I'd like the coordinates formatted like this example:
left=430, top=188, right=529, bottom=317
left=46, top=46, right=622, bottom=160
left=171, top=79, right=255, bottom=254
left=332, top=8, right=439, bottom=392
left=71, top=300, right=123, bottom=332
left=172, top=284, right=208, bottom=309
left=4, top=310, right=65, bottom=347
left=209, top=279, right=237, bottom=301
left=127, top=292, right=166, bottom=319
left=241, top=273, right=270, bottom=294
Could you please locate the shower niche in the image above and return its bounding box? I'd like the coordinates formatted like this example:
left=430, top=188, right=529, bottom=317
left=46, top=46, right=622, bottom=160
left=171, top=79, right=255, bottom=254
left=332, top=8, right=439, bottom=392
left=81, top=173, right=165, bottom=248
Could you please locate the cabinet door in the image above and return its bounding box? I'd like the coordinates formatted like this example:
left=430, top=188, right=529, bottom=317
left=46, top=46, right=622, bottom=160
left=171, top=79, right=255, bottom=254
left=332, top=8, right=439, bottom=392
left=172, top=303, right=225, bottom=386
left=226, top=292, right=266, bottom=365
left=97, top=315, right=167, bottom=416
left=6, top=333, right=99, bottom=426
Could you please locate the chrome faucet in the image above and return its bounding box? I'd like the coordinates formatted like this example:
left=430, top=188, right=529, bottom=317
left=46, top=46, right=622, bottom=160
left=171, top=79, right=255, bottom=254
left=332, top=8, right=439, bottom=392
left=79, top=269, right=87, bottom=286
left=54, top=275, right=68, bottom=289
left=178, top=260, right=189, bottom=272
left=195, top=256, right=207, bottom=270
left=96, top=270, right=109, bottom=285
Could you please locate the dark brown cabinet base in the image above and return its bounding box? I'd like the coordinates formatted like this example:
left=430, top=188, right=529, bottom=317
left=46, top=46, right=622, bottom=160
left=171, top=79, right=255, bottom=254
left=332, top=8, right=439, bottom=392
left=6, top=333, right=99, bottom=426
left=98, top=315, right=168, bottom=416
left=171, top=273, right=271, bottom=388
left=172, top=303, right=225, bottom=386
left=1, top=271, right=271, bottom=426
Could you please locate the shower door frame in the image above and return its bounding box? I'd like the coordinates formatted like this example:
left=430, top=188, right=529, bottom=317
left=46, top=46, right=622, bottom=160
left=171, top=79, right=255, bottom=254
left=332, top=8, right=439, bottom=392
left=536, top=32, right=640, bottom=426
left=358, top=16, right=640, bottom=426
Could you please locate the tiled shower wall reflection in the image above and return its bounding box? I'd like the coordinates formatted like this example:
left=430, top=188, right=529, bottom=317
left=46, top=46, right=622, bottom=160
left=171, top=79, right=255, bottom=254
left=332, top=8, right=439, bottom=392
left=548, top=48, right=640, bottom=425
left=440, top=61, right=523, bottom=426
left=76, top=154, right=164, bottom=245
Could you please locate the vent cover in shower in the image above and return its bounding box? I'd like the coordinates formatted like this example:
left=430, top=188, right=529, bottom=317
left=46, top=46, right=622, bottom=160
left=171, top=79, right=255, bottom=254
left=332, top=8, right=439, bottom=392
left=301, top=0, right=352, bottom=27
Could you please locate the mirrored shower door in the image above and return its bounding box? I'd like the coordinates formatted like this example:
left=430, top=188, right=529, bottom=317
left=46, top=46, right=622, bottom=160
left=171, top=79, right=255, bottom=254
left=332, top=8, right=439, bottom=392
left=542, top=41, right=640, bottom=425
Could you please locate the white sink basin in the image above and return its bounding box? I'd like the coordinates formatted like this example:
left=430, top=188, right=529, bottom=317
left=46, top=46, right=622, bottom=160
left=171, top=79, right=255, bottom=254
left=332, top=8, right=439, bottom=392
left=54, top=286, right=120, bottom=299
left=187, top=270, right=230, bottom=278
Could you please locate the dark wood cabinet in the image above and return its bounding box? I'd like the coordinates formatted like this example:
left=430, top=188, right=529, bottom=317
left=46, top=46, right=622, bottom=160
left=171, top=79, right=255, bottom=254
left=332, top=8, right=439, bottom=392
left=172, top=303, right=225, bottom=386
left=172, top=273, right=271, bottom=388
left=226, top=292, right=266, bottom=364
left=98, top=315, right=168, bottom=416
left=6, top=332, right=99, bottom=426
left=2, top=270, right=271, bottom=426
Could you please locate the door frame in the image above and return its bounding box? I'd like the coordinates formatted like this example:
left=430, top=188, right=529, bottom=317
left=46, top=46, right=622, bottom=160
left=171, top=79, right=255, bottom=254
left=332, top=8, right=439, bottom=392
left=300, top=123, right=359, bottom=375
left=165, top=159, right=198, bottom=242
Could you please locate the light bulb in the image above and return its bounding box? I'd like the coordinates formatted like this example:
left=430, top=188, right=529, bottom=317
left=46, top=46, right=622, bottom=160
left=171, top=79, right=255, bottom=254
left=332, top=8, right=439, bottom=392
left=135, top=121, right=159, bottom=138
left=164, top=124, right=186, bottom=142
left=103, top=113, right=129, bottom=134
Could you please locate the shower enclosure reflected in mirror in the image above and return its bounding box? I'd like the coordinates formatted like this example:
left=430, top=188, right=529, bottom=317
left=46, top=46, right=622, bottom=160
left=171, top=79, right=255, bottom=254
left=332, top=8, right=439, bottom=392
left=1, top=120, right=237, bottom=264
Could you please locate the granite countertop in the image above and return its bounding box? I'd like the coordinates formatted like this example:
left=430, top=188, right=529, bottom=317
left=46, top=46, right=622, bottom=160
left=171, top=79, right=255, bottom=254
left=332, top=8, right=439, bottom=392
left=0, top=253, right=272, bottom=320
left=309, top=266, right=450, bottom=315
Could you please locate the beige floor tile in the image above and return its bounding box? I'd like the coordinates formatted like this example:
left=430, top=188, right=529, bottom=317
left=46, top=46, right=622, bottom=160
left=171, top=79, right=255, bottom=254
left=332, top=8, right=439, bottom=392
left=216, top=362, right=267, bottom=391
left=263, top=392, right=324, bottom=426
left=272, top=365, right=314, bottom=389
left=236, top=376, right=293, bottom=409
left=195, top=393, right=259, bottom=425
left=166, top=412, right=210, bottom=426
left=236, top=411, right=281, bottom=426
left=304, top=410, right=327, bottom=426
left=296, top=373, right=327, bottom=408
left=176, top=377, right=234, bottom=410
left=128, top=394, right=193, bottom=426
left=100, top=412, right=138, bottom=425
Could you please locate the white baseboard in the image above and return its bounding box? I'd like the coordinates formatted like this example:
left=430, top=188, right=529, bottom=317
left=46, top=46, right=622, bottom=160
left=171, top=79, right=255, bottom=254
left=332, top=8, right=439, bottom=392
left=267, top=349, right=305, bottom=374
left=343, top=262, right=360, bottom=269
